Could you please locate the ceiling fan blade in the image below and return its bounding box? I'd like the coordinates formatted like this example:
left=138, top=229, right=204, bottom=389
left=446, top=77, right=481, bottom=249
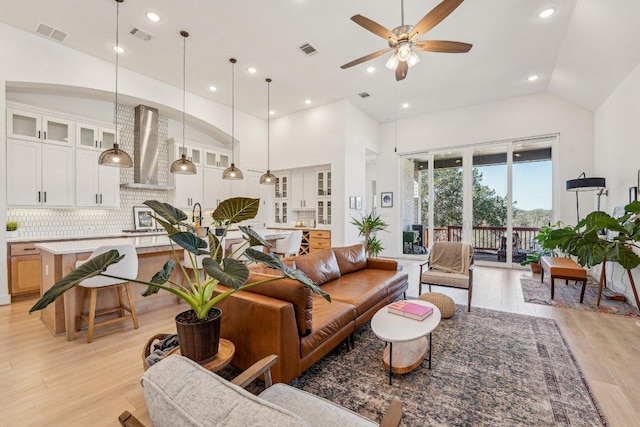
left=340, top=48, right=391, bottom=69
left=414, top=40, right=472, bottom=53
left=351, top=15, right=398, bottom=44
left=395, top=61, right=408, bottom=81
left=408, top=0, right=465, bottom=41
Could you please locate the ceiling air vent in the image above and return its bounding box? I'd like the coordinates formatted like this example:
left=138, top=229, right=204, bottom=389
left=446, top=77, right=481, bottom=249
left=358, top=92, right=371, bottom=98
left=130, top=27, right=153, bottom=42
left=35, top=23, right=68, bottom=42
left=298, top=43, right=318, bottom=56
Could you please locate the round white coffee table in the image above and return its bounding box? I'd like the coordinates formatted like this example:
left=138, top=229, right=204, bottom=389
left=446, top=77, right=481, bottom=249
left=371, top=300, right=441, bottom=384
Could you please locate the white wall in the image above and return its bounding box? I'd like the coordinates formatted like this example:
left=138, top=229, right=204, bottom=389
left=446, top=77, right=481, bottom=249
left=376, top=92, right=594, bottom=257
left=594, top=60, right=640, bottom=307
left=0, top=23, right=267, bottom=304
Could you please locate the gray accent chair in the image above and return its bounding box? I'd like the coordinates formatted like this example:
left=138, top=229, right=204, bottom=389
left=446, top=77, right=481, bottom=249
left=119, top=354, right=402, bottom=427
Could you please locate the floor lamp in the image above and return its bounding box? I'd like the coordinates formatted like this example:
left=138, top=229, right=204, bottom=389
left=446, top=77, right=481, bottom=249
left=566, top=173, right=607, bottom=223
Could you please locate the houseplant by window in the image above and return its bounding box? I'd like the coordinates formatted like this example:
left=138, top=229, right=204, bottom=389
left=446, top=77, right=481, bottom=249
left=30, top=197, right=329, bottom=362
left=350, top=211, right=388, bottom=257
left=520, top=224, right=556, bottom=273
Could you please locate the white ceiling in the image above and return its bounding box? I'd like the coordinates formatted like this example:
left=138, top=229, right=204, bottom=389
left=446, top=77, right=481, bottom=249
left=1, top=0, right=640, bottom=123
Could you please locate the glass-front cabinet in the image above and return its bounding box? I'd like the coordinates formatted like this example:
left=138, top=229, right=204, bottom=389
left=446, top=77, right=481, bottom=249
left=275, top=201, right=288, bottom=224
left=317, top=200, right=331, bottom=225
left=178, top=145, right=203, bottom=166
left=7, top=109, right=74, bottom=145
left=317, top=170, right=331, bottom=197
left=76, top=123, right=116, bottom=150
left=275, top=175, right=289, bottom=199
left=204, top=149, right=230, bottom=169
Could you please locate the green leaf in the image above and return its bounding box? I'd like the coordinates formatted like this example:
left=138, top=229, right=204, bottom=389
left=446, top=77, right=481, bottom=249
left=592, top=217, right=627, bottom=234
left=243, top=248, right=283, bottom=268
left=212, top=198, right=259, bottom=225
left=142, top=259, right=175, bottom=297
left=153, top=216, right=179, bottom=236
left=170, top=232, right=208, bottom=255
left=615, top=246, right=640, bottom=270
left=624, top=200, right=640, bottom=214
left=202, top=257, right=250, bottom=290
left=208, top=231, right=224, bottom=263
left=239, top=226, right=272, bottom=247
left=30, top=250, right=124, bottom=312
left=144, top=200, right=187, bottom=224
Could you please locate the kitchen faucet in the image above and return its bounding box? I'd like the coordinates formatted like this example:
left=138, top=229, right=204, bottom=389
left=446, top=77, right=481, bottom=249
left=192, top=202, right=203, bottom=228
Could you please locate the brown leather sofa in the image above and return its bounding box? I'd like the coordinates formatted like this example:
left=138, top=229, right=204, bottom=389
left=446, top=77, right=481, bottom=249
left=215, top=244, right=408, bottom=384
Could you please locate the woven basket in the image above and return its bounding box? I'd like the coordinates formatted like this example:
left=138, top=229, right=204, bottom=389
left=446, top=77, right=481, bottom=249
left=419, top=292, right=456, bottom=319
left=142, top=333, right=180, bottom=371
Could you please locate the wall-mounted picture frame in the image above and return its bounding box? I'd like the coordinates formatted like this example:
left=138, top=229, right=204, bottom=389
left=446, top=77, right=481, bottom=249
left=630, top=186, right=638, bottom=203
left=356, top=196, right=362, bottom=210
left=381, top=192, right=393, bottom=208
left=349, top=196, right=356, bottom=209
left=133, top=206, right=156, bottom=231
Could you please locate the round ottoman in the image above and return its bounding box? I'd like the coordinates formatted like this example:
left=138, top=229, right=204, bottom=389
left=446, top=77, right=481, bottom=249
left=418, top=292, right=456, bottom=319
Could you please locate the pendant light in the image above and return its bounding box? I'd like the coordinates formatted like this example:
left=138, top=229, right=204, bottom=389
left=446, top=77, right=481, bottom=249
left=170, top=31, right=197, bottom=175
left=260, top=78, right=276, bottom=185
left=98, top=0, right=133, bottom=168
left=222, top=58, right=244, bottom=180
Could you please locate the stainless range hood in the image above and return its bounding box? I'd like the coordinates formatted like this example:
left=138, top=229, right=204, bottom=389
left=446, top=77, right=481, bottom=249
left=120, top=105, right=174, bottom=191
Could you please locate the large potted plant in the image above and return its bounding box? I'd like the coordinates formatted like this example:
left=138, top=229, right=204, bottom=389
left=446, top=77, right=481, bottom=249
left=30, top=197, right=329, bottom=363
left=350, top=211, right=388, bottom=257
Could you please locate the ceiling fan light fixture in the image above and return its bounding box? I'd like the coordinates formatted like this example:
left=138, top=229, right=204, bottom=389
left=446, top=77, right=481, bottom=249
left=385, top=53, right=399, bottom=70
left=407, top=51, right=421, bottom=68
left=397, top=44, right=412, bottom=61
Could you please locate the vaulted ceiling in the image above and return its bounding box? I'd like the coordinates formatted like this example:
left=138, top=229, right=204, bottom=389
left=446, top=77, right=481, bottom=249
left=1, top=0, right=640, bottom=122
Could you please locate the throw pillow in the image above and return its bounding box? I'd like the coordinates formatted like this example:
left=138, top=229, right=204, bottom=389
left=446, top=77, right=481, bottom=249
left=294, top=248, right=341, bottom=285
left=332, top=244, right=367, bottom=275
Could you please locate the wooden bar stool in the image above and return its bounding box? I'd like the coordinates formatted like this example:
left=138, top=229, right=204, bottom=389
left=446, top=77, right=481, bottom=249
left=75, top=244, right=139, bottom=343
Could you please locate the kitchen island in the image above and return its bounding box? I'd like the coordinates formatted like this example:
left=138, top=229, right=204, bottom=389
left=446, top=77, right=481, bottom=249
left=35, top=230, right=289, bottom=341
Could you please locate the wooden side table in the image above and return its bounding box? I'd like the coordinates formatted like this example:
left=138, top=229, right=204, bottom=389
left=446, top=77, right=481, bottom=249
left=177, top=339, right=235, bottom=373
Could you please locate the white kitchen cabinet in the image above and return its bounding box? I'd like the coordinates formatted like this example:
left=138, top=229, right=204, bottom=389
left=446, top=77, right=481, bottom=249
left=316, top=170, right=331, bottom=197
left=173, top=173, right=203, bottom=208
left=7, top=108, right=74, bottom=146
left=177, top=145, right=203, bottom=166
left=317, top=200, right=332, bottom=225
left=274, top=201, right=288, bottom=224
left=75, top=150, right=120, bottom=207
left=274, top=174, right=289, bottom=200
left=291, top=171, right=316, bottom=209
left=203, top=167, right=230, bottom=209
left=76, top=123, right=116, bottom=151
left=7, top=139, right=74, bottom=207
left=204, top=149, right=230, bottom=169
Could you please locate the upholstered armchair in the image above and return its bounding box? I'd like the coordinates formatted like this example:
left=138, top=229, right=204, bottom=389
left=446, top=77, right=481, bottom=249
left=419, top=241, right=474, bottom=312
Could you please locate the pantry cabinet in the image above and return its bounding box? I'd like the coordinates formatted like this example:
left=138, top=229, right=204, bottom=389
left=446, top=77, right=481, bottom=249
left=291, top=171, right=316, bottom=209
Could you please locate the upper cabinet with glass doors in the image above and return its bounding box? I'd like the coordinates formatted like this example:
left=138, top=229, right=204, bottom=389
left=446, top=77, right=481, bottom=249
left=317, top=170, right=331, bottom=197
left=7, top=108, right=74, bottom=146
left=204, top=149, right=230, bottom=169
left=76, top=123, right=116, bottom=151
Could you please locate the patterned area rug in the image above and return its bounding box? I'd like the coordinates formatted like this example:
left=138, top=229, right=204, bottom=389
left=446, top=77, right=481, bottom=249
left=521, top=277, right=640, bottom=317
left=288, top=307, right=607, bottom=427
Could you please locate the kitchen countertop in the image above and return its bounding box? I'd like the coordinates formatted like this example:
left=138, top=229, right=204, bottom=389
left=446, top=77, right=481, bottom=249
left=267, top=226, right=332, bottom=231
left=6, top=230, right=168, bottom=244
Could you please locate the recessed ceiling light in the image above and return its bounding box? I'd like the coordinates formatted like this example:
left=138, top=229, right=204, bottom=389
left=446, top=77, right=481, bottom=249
left=269, top=110, right=275, bottom=115
left=305, top=99, right=312, bottom=105
left=113, top=45, right=125, bottom=53
left=401, top=103, right=409, bottom=109
left=527, top=75, right=539, bottom=82
left=247, top=67, right=257, bottom=74
left=208, top=85, right=217, bottom=92
left=538, top=8, right=555, bottom=18
left=146, top=12, right=160, bottom=22
left=366, top=66, right=375, bottom=73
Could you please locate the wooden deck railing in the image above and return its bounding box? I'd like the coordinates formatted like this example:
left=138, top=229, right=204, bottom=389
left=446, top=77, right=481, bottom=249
left=429, top=226, right=541, bottom=252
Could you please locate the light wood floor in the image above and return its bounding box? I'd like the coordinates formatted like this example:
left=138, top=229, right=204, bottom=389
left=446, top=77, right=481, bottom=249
left=1, top=263, right=639, bottom=427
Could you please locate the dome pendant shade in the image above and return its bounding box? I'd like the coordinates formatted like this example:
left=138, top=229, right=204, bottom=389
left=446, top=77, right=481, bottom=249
left=259, top=170, right=277, bottom=185
left=98, top=143, right=133, bottom=167
left=170, top=153, right=197, bottom=174
left=222, top=163, right=244, bottom=180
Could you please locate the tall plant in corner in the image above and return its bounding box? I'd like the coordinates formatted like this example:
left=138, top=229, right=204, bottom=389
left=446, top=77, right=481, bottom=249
left=30, top=198, right=329, bottom=362
left=351, top=211, right=388, bottom=257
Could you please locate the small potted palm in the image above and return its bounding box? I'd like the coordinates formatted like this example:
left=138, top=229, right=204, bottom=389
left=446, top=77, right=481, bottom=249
left=351, top=212, right=388, bottom=257
left=30, top=198, right=329, bottom=363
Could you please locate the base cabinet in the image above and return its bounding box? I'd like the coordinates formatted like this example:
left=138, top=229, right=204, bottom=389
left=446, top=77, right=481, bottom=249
left=309, top=230, right=331, bottom=253
left=8, top=243, right=41, bottom=296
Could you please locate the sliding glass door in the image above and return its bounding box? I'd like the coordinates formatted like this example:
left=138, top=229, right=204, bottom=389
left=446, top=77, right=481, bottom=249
left=400, top=137, right=554, bottom=267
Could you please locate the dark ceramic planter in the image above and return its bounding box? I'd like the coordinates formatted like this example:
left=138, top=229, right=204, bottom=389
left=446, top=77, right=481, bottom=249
left=175, top=308, right=222, bottom=363
left=530, top=262, right=541, bottom=274
left=214, top=228, right=225, bottom=237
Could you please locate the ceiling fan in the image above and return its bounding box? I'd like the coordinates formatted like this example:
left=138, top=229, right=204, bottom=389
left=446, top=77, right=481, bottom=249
left=340, top=0, right=472, bottom=81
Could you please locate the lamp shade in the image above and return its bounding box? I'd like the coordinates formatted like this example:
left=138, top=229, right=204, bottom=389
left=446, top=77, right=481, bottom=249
left=170, top=154, right=197, bottom=174
left=98, top=143, right=133, bottom=167
left=566, top=177, right=606, bottom=192
left=259, top=170, right=277, bottom=185
left=222, top=163, right=244, bottom=180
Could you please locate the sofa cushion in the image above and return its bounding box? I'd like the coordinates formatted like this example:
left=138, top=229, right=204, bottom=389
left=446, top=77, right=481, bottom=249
left=294, top=249, right=341, bottom=285
left=143, top=355, right=308, bottom=427
left=332, top=244, right=367, bottom=275
left=321, top=270, right=408, bottom=317
left=248, top=258, right=296, bottom=276
left=301, top=296, right=355, bottom=357
left=260, top=383, right=376, bottom=426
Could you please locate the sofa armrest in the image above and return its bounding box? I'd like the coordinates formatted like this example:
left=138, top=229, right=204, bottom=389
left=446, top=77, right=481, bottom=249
left=231, top=354, right=278, bottom=389
left=366, top=258, right=398, bottom=271
left=380, top=399, right=403, bottom=427
left=215, top=285, right=303, bottom=384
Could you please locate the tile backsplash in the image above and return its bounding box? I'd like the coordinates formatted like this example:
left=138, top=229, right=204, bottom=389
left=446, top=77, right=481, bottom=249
left=7, top=104, right=172, bottom=238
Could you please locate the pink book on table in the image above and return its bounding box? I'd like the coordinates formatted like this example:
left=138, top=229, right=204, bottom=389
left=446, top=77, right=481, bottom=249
left=388, top=301, right=433, bottom=320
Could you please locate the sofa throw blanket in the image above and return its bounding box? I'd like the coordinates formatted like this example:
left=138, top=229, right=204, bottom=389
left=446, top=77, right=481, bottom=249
left=430, top=242, right=470, bottom=274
